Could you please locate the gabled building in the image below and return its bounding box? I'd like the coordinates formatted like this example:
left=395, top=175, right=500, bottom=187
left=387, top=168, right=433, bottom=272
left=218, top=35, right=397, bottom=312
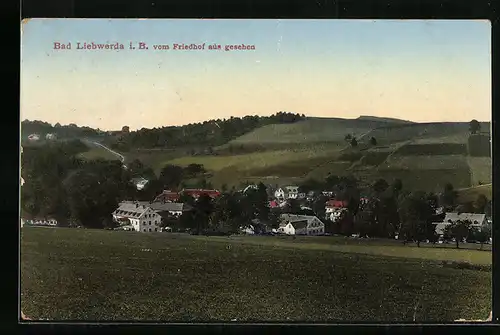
left=433, top=212, right=488, bottom=236
left=154, top=190, right=180, bottom=203
left=279, top=214, right=325, bottom=236
left=275, top=185, right=299, bottom=200
left=325, top=200, right=349, bottom=221
left=148, top=201, right=193, bottom=218
left=112, top=202, right=162, bottom=232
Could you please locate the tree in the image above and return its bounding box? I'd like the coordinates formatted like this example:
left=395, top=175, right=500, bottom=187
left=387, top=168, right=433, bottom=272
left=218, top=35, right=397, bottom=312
left=469, top=119, right=481, bottom=134
left=473, top=225, right=491, bottom=250
left=398, top=192, right=435, bottom=246
left=370, top=137, right=377, bottom=146
left=159, top=164, right=184, bottom=190
left=192, top=194, right=214, bottom=234
left=350, top=137, right=358, bottom=148
left=473, top=194, right=488, bottom=213
left=444, top=220, right=472, bottom=248
left=372, top=179, right=389, bottom=195
left=392, top=179, right=403, bottom=194
left=441, top=183, right=458, bottom=209
left=312, top=195, right=329, bottom=220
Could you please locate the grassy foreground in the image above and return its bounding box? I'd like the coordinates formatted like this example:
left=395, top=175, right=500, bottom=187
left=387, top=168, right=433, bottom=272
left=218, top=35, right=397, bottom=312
left=21, top=227, right=491, bottom=322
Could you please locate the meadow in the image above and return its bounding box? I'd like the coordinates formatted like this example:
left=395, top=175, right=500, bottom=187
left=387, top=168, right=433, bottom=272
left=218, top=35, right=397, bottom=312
left=21, top=227, right=491, bottom=322
left=78, top=147, right=120, bottom=161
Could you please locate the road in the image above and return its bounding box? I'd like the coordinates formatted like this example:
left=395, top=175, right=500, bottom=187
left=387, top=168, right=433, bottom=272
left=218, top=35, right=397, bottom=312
left=83, top=139, right=126, bottom=163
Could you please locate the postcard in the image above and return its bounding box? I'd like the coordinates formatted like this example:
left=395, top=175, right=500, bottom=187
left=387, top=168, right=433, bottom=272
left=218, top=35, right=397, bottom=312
left=20, top=19, right=492, bottom=323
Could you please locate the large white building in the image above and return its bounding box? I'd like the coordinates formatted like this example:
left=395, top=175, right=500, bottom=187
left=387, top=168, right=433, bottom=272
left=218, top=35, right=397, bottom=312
left=279, top=214, right=325, bottom=236
left=433, top=212, right=488, bottom=236
left=112, top=202, right=162, bottom=232
left=275, top=186, right=300, bottom=200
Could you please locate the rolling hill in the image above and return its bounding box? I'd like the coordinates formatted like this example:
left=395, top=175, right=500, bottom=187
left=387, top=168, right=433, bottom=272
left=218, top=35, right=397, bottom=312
left=164, top=118, right=491, bottom=194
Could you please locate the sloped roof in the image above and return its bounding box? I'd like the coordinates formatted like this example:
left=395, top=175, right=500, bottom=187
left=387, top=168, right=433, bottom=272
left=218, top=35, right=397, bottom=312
left=114, top=201, right=149, bottom=217
left=280, top=214, right=324, bottom=226
left=142, top=201, right=193, bottom=212
left=443, top=212, right=486, bottom=224
left=290, top=220, right=308, bottom=230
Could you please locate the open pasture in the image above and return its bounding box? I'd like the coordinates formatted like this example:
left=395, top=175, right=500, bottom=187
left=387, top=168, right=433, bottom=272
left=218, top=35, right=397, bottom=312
left=21, top=227, right=491, bottom=322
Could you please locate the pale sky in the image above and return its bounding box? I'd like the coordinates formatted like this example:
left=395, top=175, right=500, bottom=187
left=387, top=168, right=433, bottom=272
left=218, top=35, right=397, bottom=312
left=20, top=19, right=491, bottom=130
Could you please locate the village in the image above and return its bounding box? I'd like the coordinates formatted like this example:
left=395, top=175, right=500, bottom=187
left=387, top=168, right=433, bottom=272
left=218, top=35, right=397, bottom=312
left=23, top=178, right=491, bottom=247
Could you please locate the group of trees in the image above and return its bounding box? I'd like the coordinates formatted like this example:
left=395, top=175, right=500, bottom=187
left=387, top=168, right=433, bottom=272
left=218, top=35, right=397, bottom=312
left=296, top=174, right=491, bottom=248
left=21, top=120, right=104, bottom=141
left=21, top=140, right=137, bottom=228
left=173, top=183, right=280, bottom=235
left=105, top=112, right=306, bottom=151
left=344, top=134, right=378, bottom=148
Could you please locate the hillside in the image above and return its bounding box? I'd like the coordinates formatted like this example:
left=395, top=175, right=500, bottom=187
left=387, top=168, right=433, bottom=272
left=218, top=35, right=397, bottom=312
left=226, top=117, right=401, bottom=145
left=21, top=120, right=106, bottom=141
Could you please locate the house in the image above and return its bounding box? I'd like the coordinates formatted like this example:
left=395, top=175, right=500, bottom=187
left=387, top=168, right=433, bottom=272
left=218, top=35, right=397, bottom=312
left=433, top=212, right=487, bottom=236
left=274, top=186, right=299, bottom=200
left=325, top=200, right=349, bottom=221
left=240, top=225, right=255, bottom=235
left=148, top=201, right=193, bottom=218
left=322, top=191, right=335, bottom=197
left=131, top=177, right=149, bottom=191
left=28, top=134, right=40, bottom=141
left=45, top=133, right=57, bottom=140
left=112, top=202, right=162, bottom=232
left=181, top=188, right=221, bottom=199
left=277, top=222, right=297, bottom=235
left=154, top=190, right=180, bottom=203
left=280, top=214, right=325, bottom=236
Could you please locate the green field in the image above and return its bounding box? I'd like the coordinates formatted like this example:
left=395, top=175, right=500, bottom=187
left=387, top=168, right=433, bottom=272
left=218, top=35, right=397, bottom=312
left=457, top=184, right=492, bottom=203
left=467, top=157, right=492, bottom=186
left=227, top=117, right=387, bottom=145
left=79, top=147, right=120, bottom=161
left=21, top=227, right=491, bottom=322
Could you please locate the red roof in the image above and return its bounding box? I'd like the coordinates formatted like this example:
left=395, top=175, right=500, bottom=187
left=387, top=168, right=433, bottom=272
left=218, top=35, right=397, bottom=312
left=154, top=190, right=180, bottom=202
left=181, top=189, right=221, bottom=198
left=269, top=200, right=279, bottom=208
left=326, top=200, right=349, bottom=208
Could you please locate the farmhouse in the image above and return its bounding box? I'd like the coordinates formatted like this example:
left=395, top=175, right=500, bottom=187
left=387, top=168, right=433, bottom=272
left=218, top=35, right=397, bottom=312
left=154, top=190, right=180, bottom=203
left=325, top=200, right=349, bottom=221
left=280, top=214, right=325, bottom=236
left=112, top=202, right=162, bottom=232
left=131, top=177, right=149, bottom=191
left=274, top=186, right=300, bottom=200
left=433, top=212, right=487, bottom=236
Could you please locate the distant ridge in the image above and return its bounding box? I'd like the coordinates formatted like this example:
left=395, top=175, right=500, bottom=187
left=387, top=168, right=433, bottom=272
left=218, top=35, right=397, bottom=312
left=356, top=115, right=415, bottom=124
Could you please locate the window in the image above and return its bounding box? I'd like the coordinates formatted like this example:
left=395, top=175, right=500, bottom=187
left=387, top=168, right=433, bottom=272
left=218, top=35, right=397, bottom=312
left=154, top=220, right=157, bottom=224
left=149, top=228, right=151, bottom=232
left=155, top=228, right=158, bottom=232
left=143, top=229, right=146, bottom=232
left=149, top=221, right=151, bottom=225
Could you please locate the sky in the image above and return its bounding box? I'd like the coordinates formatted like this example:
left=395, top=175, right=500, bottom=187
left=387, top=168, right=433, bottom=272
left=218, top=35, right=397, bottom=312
left=21, top=19, right=491, bottom=130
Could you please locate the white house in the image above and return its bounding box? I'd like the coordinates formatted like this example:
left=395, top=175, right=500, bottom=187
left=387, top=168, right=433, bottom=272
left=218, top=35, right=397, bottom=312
left=240, top=225, right=255, bottom=235
left=277, top=222, right=297, bottom=235
left=280, top=214, right=325, bottom=236
left=112, top=202, right=162, bottom=232
left=28, top=134, right=40, bottom=141
left=45, top=133, right=57, bottom=140
left=274, top=186, right=299, bottom=200
left=433, top=212, right=488, bottom=237
left=131, top=177, right=149, bottom=191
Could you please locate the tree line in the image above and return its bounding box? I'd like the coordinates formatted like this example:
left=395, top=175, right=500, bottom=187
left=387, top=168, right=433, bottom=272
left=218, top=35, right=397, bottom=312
left=105, top=112, right=306, bottom=151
